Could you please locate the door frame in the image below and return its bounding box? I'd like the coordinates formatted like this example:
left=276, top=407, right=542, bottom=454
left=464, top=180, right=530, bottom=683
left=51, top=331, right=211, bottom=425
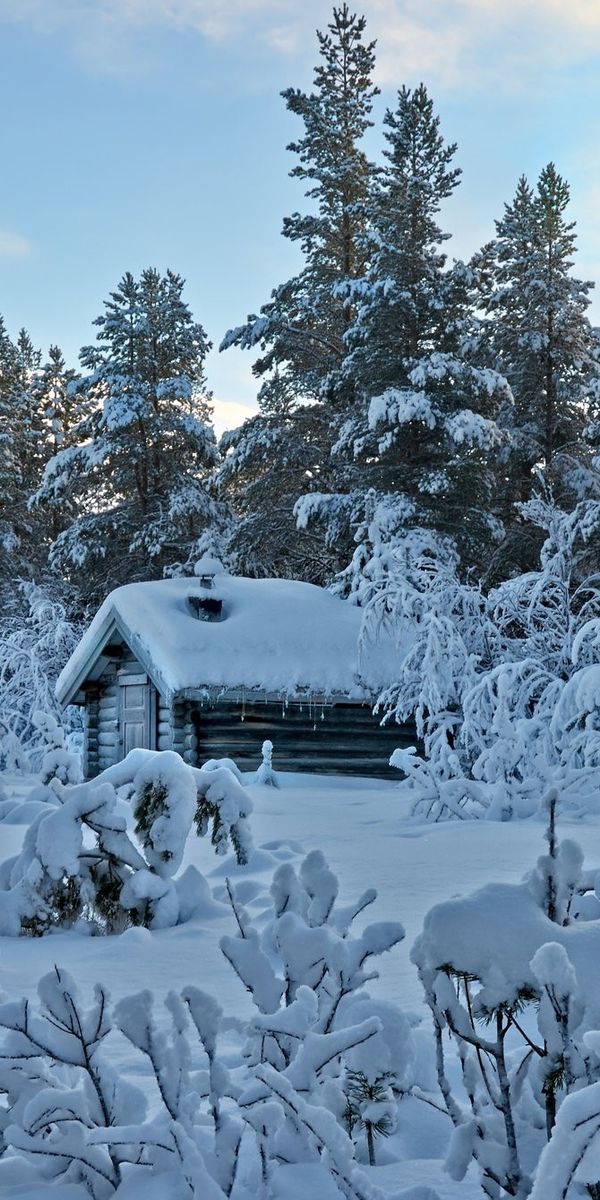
left=117, top=673, right=157, bottom=758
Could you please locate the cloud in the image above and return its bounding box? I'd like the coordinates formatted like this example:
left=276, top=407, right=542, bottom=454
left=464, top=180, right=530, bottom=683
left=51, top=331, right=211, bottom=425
left=0, top=230, right=32, bottom=259
left=368, top=0, right=600, bottom=88
left=1, top=0, right=599, bottom=88
left=212, top=397, right=257, bottom=439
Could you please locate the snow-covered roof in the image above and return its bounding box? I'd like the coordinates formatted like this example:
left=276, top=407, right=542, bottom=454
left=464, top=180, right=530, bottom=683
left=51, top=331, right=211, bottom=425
left=57, top=573, right=404, bottom=706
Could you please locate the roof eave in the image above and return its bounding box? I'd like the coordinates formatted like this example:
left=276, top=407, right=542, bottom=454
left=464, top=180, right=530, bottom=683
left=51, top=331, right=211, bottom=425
left=56, top=610, right=174, bottom=708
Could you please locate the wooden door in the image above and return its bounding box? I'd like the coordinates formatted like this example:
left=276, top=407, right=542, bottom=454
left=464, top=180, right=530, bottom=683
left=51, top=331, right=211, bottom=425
left=119, top=674, right=156, bottom=757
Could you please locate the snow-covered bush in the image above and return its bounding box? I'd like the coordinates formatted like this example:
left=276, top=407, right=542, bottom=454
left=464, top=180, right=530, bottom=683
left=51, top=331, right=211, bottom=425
left=375, top=494, right=600, bottom=821
left=253, top=740, right=278, bottom=787
left=343, top=1069, right=395, bottom=1167
left=0, top=966, right=239, bottom=1199
left=132, top=751, right=196, bottom=876
left=0, top=750, right=253, bottom=935
left=412, top=789, right=600, bottom=1197
left=221, top=849, right=409, bottom=1191
left=0, top=852, right=422, bottom=1200
left=193, top=759, right=253, bottom=864
left=0, top=581, right=82, bottom=767
left=33, top=710, right=81, bottom=788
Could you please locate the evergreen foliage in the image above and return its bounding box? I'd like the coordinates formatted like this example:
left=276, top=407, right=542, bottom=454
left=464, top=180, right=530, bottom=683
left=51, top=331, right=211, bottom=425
left=0, top=581, right=82, bottom=757
left=0, top=323, right=42, bottom=581
left=475, top=164, right=600, bottom=574
left=0, top=750, right=254, bottom=936
left=34, top=269, right=224, bottom=603
left=299, top=83, right=509, bottom=580
left=218, top=5, right=378, bottom=580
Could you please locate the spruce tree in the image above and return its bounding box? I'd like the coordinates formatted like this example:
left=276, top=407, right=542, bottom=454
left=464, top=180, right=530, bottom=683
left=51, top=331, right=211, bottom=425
left=218, top=5, right=378, bottom=581
left=34, top=269, right=223, bottom=604
left=301, top=84, right=509, bottom=581
left=0, top=322, right=46, bottom=583
left=28, top=345, right=81, bottom=546
left=476, top=163, right=600, bottom=573
left=31, top=344, right=80, bottom=457
left=223, top=3, right=378, bottom=402
left=341, top=83, right=461, bottom=398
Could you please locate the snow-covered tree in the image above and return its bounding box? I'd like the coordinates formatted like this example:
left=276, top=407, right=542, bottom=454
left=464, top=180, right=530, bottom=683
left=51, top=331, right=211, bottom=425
left=0, top=750, right=253, bottom=936
left=0, top=579, right=82, bottom=762
left=351, top=480, right=600, bottom=822
left=216, top=403, right=339, bottom=581
left=223, top=3, right=377, bottom=405
left=0, top=967, right=238, bottom=1198
left=33, top=270, right=224, bottom=603
left=299, top=85, right=510, bottom=579
left=475, top=164, right=600, bottom=575
left=218, top=5, right=378, bottom=580
left=413, top=792, right=600, bottom=1199
left=0, top=322, right=45, bottom=582
left=339, top=83, right=461, bottom=400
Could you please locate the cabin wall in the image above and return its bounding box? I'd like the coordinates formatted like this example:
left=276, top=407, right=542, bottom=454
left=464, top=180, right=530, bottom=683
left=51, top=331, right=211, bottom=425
left=191, top=698, right=416, bottom=778
left=157, top=698, right=173, bottom=752
left=171, top=699, right=196, bottom=764
left=82, top=658, right=414, bottom=780
left=83, top=650, right=159, bottom=778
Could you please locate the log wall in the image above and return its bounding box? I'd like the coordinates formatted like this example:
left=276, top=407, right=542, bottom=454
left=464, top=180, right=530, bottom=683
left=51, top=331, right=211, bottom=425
left=191, top=699, right=416, bottom=778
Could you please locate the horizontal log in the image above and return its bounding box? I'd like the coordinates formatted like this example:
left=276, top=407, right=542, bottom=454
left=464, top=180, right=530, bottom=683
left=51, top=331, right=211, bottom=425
left=98, top=729, right=118, bottom=742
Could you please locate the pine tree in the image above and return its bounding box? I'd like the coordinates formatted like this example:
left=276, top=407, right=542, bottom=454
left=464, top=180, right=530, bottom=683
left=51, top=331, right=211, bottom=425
left=476, top=164, right=600, bottom=573
left=301, top=84, right=509, bottom=580
left=31, top=344, right=79, bottom=456
left=341, top=83, right=461, bottom=398
left=0, top=321, right=46, bottom=583
left=218, top=5, right=378, bottom=580
left=223, top=3, right=378, bottom=402
left=28, top=345, right=82, bottom=546
left=34, top=270, right=223, bottom=603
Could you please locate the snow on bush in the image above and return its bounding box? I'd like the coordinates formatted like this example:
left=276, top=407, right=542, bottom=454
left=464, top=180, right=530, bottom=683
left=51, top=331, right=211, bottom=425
left=0, top=750, right=253, bottom=935
left=33, top=710, right=81, bottom=788
left=412, top=789, right=600, bottom=1198
left=253, top=740, right=278, bottom=787
left=221, top=849, right=409, bottom=1191
left=0, top=852, right=417, bottom=1200
left=0, top=966, right=238, bottom=1199
left=367, top=493, right=600, bottom=821
left=0, top=582, right=82, bottom=768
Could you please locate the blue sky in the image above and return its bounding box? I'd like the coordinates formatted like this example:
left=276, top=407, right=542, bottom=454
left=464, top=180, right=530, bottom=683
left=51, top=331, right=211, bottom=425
left=1, top=0, right=599, bottom=434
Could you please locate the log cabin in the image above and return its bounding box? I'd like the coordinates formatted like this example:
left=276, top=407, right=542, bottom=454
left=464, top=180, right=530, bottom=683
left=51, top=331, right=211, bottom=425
left=56, top=562, right=414, bottom=779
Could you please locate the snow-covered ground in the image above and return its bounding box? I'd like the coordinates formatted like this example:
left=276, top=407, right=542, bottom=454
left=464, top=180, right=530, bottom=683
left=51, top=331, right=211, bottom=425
left=2, top=769, right=600, bottom=1199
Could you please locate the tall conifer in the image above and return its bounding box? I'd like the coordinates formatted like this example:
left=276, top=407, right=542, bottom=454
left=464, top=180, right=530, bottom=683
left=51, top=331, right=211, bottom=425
left=218, top=5, right=378, bottom=580
left=476, top=164, right=600, bottom=573
left=34, top=270, right=223, bottom=602
left=301, top=84, right=509, bottom=581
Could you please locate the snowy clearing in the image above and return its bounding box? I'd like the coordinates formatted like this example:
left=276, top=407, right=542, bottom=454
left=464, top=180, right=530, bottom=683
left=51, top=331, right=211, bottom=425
left=1, top=770, right=600, bottom=1199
